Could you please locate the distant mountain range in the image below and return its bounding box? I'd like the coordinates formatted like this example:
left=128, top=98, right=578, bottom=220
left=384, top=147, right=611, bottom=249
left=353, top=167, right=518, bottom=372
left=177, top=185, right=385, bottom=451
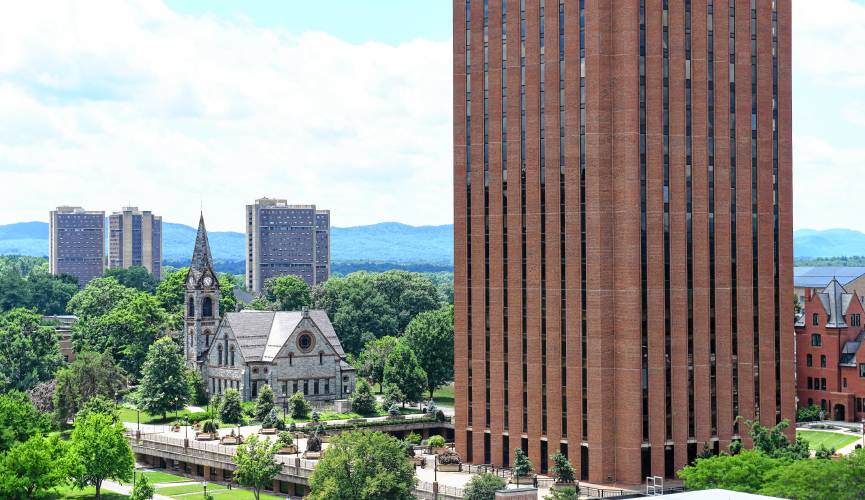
left=2, top=222, right=863, bottom=267
left=0, top=221, right=455, bottom=267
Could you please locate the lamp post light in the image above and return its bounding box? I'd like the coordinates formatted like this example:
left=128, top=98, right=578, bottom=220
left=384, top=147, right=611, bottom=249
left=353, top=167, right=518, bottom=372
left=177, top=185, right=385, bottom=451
left=282, top=393, right=287, bottom=424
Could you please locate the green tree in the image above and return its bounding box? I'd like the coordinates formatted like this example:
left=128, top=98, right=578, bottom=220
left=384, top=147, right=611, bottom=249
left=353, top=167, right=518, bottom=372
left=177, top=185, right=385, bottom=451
left=383, top=341, right=426, bottom=405
left=382, top=383, right=405, bottom=410
left=403, top=305, right=454, bottom=398
left=0, top=391, right=50, bottom=453
left=463, top=473, right=507, bottom=500
left=232, top=435, right=282, bottom=500
left=130, top=474, right=155, bottom=500
left=218, top=274, right=238, bottom=314
left=264, top=275, right=311, bottom=311
left=738, top=418, right=810, bottom=460
left=371, top=270, right=440, bottom=333
left=104, top=266, right=158, bottom=293
left=67, top=412, right=134, bottom=499
left=0, top=308, right=63, bottom=392
left=138, top=337, right=188, bottom=419
left=66, top=277, right=136, bottom=320
left=288, top=391, right=311, bottom=420
left=76, top=395, right=119, bottom=423
left=52, top=351, right=126, bottom=427
left=0, top=434, right=68, bottom=499
left=550, top=452, right=576, bottom=484
left=155, top=268, right=188, bottom=330
left=355, top=336, right=399, bottom=391
left=255, top=384, right=275, bottom=422
left=351, top=379, right=377, bottom=416
left=545, top=487, right=579, bottom=500
left=25, top=271, right=79, bottom=315
left=72, top=290, right=167, bottom=379
left=220, top=388, right=243, bottom=424
left=512, top=449, right=534, bottom=484
left=677, top=450, right=783, bottom=493
left=186, top=368, right=207, bottom=406
left=308, top=430, right=416, bottom=500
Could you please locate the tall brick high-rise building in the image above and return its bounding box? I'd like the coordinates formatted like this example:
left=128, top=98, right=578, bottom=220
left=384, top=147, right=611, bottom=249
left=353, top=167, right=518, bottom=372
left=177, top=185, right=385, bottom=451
left=453, top=0, right=793, bottom=484
left=108, top=206, right=163, bottom=280
left=49, top=206, right=105, bottom=287
left=246, top=198, right=330, bottom=292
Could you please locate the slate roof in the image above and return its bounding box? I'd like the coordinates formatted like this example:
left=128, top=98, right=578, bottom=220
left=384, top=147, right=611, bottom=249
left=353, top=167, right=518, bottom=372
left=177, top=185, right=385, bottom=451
left=816, top=279, right=855, bottom=328
left=222, top=309, right=347, bottom=363
left=190, top=213, right=214, bottom=274
left=794, top=266, right=865, bottom=289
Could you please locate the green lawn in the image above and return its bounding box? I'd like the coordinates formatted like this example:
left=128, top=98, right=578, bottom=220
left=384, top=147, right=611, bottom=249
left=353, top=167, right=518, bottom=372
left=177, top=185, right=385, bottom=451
left=41, top=485, right=128, bottom=499
left=137, top=470, right=189, bottom=484
left=433, top=383, right=454, bottom=407
left=157, top=483, right=226, bottom=496
left=797, top=430, right=861, bottom=451
left=157, top=482, right=285, bottom=499
left=118, top=406, right=209, bottom=425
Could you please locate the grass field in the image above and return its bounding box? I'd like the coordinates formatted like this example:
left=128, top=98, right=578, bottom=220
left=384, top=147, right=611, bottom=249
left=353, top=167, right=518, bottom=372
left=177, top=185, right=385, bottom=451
left=157, top=483, right=226, bottom=496
left=118, top=406, right=205, bottom=425
left=433, top=383, right=454, bottom=407
left=156, top=482, right=285, bottom=499
left=797, top=430, right=861, bottom=451
left=42, top=485, right=128, bottom=499
left=137, top=470, right=189, bottom=484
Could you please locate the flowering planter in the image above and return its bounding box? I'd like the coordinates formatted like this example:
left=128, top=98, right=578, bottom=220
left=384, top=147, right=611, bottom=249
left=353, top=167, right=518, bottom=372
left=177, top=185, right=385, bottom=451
left=220, top=436, right=242, bottom=445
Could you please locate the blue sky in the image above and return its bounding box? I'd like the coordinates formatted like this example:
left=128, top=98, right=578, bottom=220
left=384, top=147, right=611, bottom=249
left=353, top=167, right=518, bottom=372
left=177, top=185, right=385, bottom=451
left=0, top=0, right=863, bottom=233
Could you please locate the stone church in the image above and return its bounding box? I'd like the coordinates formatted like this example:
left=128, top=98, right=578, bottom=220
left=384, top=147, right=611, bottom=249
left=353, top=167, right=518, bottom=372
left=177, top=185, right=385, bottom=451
left=184, top=215, right=356, bottom=403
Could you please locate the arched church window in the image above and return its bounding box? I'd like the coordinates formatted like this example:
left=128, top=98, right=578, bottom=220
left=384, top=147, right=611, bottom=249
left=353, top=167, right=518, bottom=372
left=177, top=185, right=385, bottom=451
left=188, top=298, right=195, bottom=316
left=203, top=297, right=213, bottom=318
left=218, top=345, right=223, bottom=366
left=230, top=347, right=235, bottom=366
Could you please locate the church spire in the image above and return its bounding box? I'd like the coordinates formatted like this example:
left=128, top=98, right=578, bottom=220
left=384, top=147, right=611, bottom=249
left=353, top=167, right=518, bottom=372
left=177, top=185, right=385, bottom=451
left=190, top=212, right=213, bottom=272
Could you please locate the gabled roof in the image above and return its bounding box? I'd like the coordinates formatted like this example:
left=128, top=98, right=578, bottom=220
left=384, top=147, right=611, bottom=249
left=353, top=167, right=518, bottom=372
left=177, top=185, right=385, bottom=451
left=221, top=309, right=346, bottom=363
left=816, top=279, right=855, bottom=328
left=794, top=266, right=865, bottom=289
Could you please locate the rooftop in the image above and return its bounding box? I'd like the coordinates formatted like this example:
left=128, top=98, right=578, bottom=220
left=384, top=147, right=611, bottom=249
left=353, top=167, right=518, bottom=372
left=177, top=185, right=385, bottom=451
left=794, top=266, right=865, bottom=289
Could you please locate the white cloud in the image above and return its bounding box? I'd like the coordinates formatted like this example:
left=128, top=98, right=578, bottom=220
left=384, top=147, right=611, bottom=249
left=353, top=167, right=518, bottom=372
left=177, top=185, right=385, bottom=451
left=0, top=0, right=453, bottom=230
left=793, top=0, right=865, bottom=87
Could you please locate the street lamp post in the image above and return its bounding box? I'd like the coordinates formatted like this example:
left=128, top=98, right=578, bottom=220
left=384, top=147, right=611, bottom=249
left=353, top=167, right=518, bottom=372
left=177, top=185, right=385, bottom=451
left=282, top=393, right=287, bottom=423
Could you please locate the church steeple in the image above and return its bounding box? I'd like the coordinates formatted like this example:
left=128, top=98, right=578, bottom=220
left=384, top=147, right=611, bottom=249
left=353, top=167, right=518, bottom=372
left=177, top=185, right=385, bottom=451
left=190, top=213, right=214, bottom=274
left=184, top=213, right=220, bottom=366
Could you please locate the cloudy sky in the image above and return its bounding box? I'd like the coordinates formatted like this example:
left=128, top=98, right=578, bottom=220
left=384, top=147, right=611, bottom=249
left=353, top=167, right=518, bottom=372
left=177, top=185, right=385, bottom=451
left=0, top=0, right=862, bottom=232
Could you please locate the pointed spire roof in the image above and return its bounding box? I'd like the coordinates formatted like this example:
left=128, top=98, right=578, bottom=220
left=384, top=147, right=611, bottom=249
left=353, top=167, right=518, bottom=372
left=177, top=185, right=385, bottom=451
left=190, top=213, right=214, bottom=272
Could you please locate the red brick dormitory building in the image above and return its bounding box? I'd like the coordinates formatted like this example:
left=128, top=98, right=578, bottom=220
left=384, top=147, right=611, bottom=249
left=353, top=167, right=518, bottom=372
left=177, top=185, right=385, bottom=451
left=796, top=280, right=865, bottom=423
left=453, top=0, right=793, bottom=485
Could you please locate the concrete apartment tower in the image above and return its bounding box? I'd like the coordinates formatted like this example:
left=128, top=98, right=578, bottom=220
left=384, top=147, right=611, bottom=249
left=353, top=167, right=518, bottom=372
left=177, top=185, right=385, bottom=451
left=245, top=198, right=330, bottom=292
left=453, top=0, right=793, bottom=484
left=108, top=207, right=163, bottom=280
left=49, top=206, right=105, bottom=287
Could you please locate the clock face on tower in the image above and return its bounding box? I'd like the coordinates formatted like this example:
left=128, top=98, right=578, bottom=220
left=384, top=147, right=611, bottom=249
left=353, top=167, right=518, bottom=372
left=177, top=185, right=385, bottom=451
left=203, top=276, right=213, bottom=287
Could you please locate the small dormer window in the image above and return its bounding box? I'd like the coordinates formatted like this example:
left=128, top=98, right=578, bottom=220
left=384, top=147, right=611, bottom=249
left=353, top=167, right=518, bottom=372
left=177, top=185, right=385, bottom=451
left=813, top=313, right=819, bottom=326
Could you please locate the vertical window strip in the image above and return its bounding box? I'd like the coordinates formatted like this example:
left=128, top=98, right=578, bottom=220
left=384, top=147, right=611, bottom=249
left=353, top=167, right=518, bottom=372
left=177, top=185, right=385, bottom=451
left=708, top=0, right=719, bottom=437
left=663, top=0, right=673, bottom=442
left=466, top=0, right=473, bottom=427
left=540, top=0, right=548, bottom=437
left=502, top=0, right=510, bottom=433
left=559, top=0, right=567, bottom=438
left=520, top=0, right=529, bottom=434
left=729, top=0, right=740, bottom=436
left=639, top=0, right=649, bottom=444
left=750, top=0, right=760, bottom=421
left=579, top=0, right=588, bottom=442
left=686, top=0, right=696, bottom=441
left=772, top=0, right=781, bottom=424
left=483, top=0, right=491, bottom=430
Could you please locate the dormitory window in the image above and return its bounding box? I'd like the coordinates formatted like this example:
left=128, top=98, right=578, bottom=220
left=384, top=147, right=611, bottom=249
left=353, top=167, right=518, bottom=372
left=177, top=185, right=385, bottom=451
left=806, top=354, right=812, bottom=367
left=813, top=313, right=819, bottom=326
left=821, top=378, right=827, bottom=391
left=821, top=355, right=827, bottom=368
left=812, top=334, right=822, bottom=347
left=860, top=363, right=865, bottom=378
left=852, top=314, right=861, bottom=327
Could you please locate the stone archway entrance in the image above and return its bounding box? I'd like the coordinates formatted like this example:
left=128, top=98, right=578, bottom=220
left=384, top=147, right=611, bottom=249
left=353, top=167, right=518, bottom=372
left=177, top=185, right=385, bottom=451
left=834, top=403, right=846, bottom=422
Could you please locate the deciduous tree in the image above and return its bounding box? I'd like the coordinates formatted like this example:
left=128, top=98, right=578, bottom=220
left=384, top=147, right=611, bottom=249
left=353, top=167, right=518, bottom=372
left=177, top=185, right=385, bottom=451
left=0, top=434, right=68, bottom=499
left=138, top=337, right=188, bottom=419
left=67, top=412, right=134, bottom=499
left=233, top=435, right=281, bottom=500
left=382, top=341, right=426, bottom=405
left=0, top=391, right=50, bottom=453
left=52, top=351, right=126, bottom=427
left=464, top=473, right=507, bottom=500
left=220, top=388, right=243, bottom=424
left=403, top=305, right=454, bottom=398
left=264, top=275, right=311, bottom=311
left=0, top=308, right=63, bottom=392
left=355, top=336, right=398, bottom=391
left=308, top=431, right=416, bottom=500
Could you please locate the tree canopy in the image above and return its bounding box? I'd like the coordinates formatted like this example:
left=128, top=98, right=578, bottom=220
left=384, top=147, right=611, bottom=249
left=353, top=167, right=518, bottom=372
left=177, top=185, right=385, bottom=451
left=53, top=351, right=126, bottom=427
left=403, top=305, right=454, bottom=398
left=0, top=257, right=78, bottom=315
left=463, top=473, right=507, bottom=500
left=263, top=275, right=311, bottom=311
left=308, top=431, right=416, bottom=500
left=67, top=411, right=134, bottom=499
left=0, top=434, right=68, bottom=499
left=355, top=336, right=399, bottom=391
left=103, top=266, right=158, bottom=293
left=138, top=337, right=189, bottom=419
left=0, top=391, right=50, bottom=453
left=382, top=341, right=427, bottom=404
left=0, top=308, right=63, bottom=392
left=233, top=435, right=282, bottom=500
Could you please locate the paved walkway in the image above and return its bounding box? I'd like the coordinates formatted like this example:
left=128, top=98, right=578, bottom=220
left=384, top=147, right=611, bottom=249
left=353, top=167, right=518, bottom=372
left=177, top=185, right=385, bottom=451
left=101, top=478, right=174, bottom=500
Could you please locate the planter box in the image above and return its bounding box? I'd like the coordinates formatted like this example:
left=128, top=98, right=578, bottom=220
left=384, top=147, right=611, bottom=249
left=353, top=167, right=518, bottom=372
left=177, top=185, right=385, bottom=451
left=437, top=464, right=461, bottom=472
left=431, top=447, right=448, bottom=455
left=195, top=432, right=217, bottom=441
left=220, top=436, right=242, bottom=445
left=259, top=428, right=277, bottom=435
left=277, top=445, right=298, bottom=455
left=303, top=451, right=321, bottom=460
left=320, top=435, right=330, bottom=443
left=552, top=483, right=578, bottom=491
left=411, top=456, right=427, bottom=467
left=171, top=426, right=181, bottom=432
left=347, top=418, right=366, bottom=424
